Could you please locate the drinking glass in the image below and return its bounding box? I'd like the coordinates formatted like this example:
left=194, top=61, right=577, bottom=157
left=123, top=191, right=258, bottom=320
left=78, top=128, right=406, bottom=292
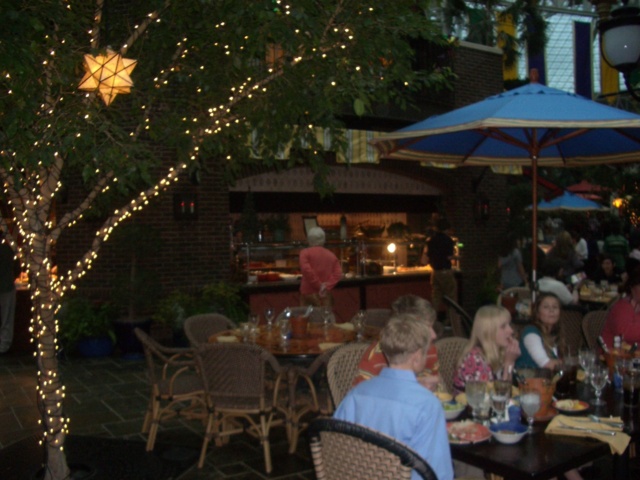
left=264, top=307, right=275, bottom=331
left=465, top=381, right=487, bottom=422
left=590, top=365, right=609, bottom=406
left=322, top=307, right=333, bottom=328
left=491, top=380, right=511, bottom=422
left=278, top=317, right=290, bottom=349
left=249, top=313, right=259, bottom=327
left=579, top=348, right=596, bottom=378
left=353, top=310, right=366, bottom=341
left=520, top=389, right=541, bottom=434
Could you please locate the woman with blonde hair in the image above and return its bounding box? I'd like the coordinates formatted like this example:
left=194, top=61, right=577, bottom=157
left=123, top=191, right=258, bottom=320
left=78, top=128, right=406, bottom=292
left=452, top=305, right=520, bottom=394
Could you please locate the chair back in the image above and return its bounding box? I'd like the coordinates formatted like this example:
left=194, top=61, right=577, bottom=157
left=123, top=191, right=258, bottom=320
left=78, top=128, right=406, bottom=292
left=559, top=308, right=585, bottom=354
left=195, top=342, right=280, bottom=409
left=308, top=417, right=437, bottom=480
left=443, top=295, right=473, bottom=338
left=582, top=310, right=608, bottom=350
left=434, top=337, right=468, bottom=394
left=363, top=308, right=392, bottom=329
left=327, top=342, right=370, bottom=407
left=184, top=313, right=236, bottom=347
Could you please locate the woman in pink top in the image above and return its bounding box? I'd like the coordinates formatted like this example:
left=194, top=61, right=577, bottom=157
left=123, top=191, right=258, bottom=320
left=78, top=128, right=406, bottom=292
left=299, top=227, right=343, bottom=307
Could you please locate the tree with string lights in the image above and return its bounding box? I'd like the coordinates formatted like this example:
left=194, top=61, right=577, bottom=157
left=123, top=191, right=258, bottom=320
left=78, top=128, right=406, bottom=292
left=1, top=0, right=452, bottom=478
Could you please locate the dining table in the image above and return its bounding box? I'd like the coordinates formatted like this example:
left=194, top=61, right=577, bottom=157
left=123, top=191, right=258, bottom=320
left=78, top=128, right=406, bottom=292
left=449, top=380, right=637, bottom=480
left=208, top=322, right=357, bottom=359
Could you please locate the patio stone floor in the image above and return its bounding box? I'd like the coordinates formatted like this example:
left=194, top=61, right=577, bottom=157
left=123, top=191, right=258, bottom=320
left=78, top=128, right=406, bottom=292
left=0, top=350, right=314, bottom=479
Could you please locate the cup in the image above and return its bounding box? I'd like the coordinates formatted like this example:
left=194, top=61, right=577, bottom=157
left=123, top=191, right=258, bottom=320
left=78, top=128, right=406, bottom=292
left=290, top=316, right=309, bottom=339
left=519, top=377, right=555, bottom=419
left=623, top=364, right=640, bottom=407
left=555, top=357, right=579, bottom=399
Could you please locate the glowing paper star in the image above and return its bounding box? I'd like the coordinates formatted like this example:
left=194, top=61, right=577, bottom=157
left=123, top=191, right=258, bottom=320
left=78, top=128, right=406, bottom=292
left=78, top=49, right=137, bottom=106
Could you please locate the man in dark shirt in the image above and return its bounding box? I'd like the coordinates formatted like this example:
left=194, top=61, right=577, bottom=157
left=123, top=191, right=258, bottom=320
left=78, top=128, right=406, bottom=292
left=422, top=219, right=457, bottom=316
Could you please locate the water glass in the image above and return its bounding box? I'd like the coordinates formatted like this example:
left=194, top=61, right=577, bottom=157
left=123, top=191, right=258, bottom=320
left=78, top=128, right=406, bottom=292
left=465, top=381, right=487, bottom=422
left=590, top=365, right=609, bottom=406
left=491, top=380, right=511, bottom=422
left=520, top=389, right=541, bottom=434
left=278, top=317, right=290, bottom=349
left=264, top=307, right=275, bottom=330
left=322, top=307, right=333, bottom=328
left=249, top=313, right=259, bottom=327
left=353, top=310, right=366, bottom=341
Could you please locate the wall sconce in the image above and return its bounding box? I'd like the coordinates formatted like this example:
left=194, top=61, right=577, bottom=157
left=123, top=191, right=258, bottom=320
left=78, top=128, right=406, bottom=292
left=173, top=194, right=198, bottom=220
left=474, top=196, right=490, bottom=222
left=598, top=0, right=640, bottom=101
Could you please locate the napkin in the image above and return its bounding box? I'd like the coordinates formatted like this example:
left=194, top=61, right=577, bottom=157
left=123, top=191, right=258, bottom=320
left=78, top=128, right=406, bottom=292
left=546, top=414, right=630, bottom=455
left=318, top=342, right=341, bottom=351
left=335, top=322, right=354, bottom=331
left=216, top=335, right=239, bottom=343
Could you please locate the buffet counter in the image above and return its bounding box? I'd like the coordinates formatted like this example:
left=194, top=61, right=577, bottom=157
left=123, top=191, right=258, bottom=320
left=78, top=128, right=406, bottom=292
left=241, top=269, right=462, bottom=324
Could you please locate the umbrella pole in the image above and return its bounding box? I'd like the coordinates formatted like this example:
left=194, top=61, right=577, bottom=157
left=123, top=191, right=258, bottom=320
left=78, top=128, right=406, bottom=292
left=532, top=156, right=538, bottom=303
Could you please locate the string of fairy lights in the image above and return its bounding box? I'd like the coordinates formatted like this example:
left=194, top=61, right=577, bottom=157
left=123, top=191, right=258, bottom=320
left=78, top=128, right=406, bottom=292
left=3, top=0, right=366, bottom=455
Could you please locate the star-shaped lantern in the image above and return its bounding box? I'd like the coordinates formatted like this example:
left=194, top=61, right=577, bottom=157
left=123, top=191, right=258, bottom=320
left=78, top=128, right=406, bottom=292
left=78, top=49, right=137, bottom=106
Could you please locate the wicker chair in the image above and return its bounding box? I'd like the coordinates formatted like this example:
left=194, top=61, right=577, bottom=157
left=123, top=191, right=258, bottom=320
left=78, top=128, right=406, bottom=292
left=183, top=313, right=236, bottom=347
left=308, top=417, right=437, bottom=480
left=194, top=342, right=287, bottom=473
left=443, top=295, right=473, bottom=338
left=559, top=308, right=585, bottom=354
left=582, top=310, right=608, bottom=350
left=327, top=342, right=371, bottom=407
left=363, top=308, right=392, bottom=329
left=434, top=337, right=468, bottom=394
left=286, top=345, right=340, bottom=453
left=134, top=328, right=206, bottom=452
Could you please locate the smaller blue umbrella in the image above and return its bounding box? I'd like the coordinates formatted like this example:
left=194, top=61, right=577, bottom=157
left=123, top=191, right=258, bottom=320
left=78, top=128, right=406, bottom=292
left=540, top=191, right=608, bottom=211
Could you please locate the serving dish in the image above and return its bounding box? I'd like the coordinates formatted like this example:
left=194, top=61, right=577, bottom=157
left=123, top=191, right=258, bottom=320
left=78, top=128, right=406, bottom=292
left=447, top=420, right=490, bottom=445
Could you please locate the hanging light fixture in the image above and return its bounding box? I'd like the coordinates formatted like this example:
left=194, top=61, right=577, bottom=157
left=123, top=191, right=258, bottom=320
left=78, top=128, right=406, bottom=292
left=78, top=49, right=137, bottom=106
left=598, top=0, right=640, bottom=101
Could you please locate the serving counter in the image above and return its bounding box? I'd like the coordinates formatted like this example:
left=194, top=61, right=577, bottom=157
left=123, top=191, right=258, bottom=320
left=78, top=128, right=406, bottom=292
left=241, top=270, right=462, bottom=324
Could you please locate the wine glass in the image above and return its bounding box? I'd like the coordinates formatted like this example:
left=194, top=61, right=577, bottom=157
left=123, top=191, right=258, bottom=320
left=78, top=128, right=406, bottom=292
left=579, top=348, right=596, bottom=377
left=322, top=307, right=333, bottom=328
left=590, top=365, right=609, bottom=406
left=264, top=307, right=275, bottom=331
left=520, top=389, right=541, bottom=434
left=278, top=317, right=290, bottom=350
left=465, top=381, right=487, bottom=422
left=491, top=380, right=511, bottom=422
left=353, top=310, right=366, bottom=341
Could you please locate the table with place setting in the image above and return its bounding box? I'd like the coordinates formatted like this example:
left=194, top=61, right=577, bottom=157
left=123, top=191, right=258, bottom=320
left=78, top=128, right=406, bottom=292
left=439, top=366, right=639, bottom=480
left=578, top=281, right=620, bottom=309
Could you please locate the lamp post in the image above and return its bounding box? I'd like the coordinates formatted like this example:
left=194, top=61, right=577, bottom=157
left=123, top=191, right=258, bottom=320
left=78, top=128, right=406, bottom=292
left=597, top=0, right=640, bottom=101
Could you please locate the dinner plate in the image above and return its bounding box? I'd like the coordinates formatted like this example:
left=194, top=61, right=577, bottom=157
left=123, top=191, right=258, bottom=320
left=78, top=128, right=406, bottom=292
left=447, top=420, right=490, bottom=445
left=553, top=399, right=589, bottom=413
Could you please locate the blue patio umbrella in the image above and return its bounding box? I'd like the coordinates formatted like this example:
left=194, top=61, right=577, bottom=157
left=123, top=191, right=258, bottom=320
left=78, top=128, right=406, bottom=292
left=371, top=78, right=640, bottom=282
left=539, top=191, right=608, bottom=211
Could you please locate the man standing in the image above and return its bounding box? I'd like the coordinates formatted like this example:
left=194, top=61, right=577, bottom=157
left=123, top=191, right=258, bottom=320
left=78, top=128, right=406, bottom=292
left=334, top=314, right=454, bottom=480
left=0, top=231, right=17, bottom=354
left=423, top=218, right=457, bottom=317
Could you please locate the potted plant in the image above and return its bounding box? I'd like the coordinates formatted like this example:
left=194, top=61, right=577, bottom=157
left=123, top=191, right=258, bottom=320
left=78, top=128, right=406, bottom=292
left=109, top=222, right=163, bottom=358
left=201, top=281, right=247, bottom=324
left=265, top=214, right=291, bottom=242
left=58, top=297, right=116, bottom=358
left=152, top=289, right=207, bottom=346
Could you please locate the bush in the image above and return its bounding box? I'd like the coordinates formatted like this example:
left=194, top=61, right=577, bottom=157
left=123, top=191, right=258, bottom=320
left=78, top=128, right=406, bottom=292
left=58, top=297, right=116, bottom=351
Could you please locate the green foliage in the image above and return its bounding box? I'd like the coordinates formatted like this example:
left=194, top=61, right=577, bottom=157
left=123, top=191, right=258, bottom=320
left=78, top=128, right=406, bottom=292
left=476, top=265, right=499, bottom=307
left=152, top=289, right=208, bottom=331
left=201, top=281, right=248, bottom=324
left=58, top=297, right=116, bottom=350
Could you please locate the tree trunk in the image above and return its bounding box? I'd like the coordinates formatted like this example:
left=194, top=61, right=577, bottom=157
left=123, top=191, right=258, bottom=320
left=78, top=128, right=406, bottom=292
left=30, top=244, right=70, bottom=480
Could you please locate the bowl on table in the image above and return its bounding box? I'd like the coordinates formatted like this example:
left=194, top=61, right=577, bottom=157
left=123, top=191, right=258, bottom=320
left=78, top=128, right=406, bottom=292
left=442, top=401, right=466, bottom=420
left=489, top=422, right=527, bottom=444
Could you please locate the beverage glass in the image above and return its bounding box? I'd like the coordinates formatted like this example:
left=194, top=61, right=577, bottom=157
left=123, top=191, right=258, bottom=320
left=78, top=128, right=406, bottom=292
left=590, top=365, right=609, bottom=406
left=465, top=381, right=487, bottom=422
left=491, top=380, right=511, bottom=422
left=353, top=310, right=366, bottom=341
left=264, top=307, right=275, bottom=331
left=579, top=349, right=596, bottom=379
left=322, top=307, right=333, bottom=328
left=249, top=313, right=259, bottom=327
left=278, top=317, right=290, bottom=349
left=520, top=389, right=541, bottom=434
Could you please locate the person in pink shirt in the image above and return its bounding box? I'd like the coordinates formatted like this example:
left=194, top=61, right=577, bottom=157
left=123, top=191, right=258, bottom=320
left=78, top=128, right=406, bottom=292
left=601, top=264, right=640, bottom=350
left=299, top=227, right=343, bottom=307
